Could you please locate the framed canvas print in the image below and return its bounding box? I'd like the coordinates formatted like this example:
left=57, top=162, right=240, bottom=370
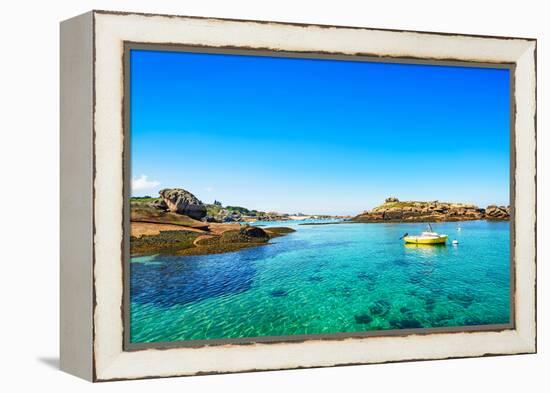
left=60, top=10, right=537, bottom=381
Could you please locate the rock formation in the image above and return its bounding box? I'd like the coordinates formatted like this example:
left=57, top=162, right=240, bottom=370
left=148, top=198, right=168, bottom=211
left=239, top=225, right=269, bottom=239
left=204, top=208, right=290, bottom=223
left=353, top=198, right=509, bottom=223
left=485, top=205, right=511, bottom=220
left=158, top=188, right=207, bottom=220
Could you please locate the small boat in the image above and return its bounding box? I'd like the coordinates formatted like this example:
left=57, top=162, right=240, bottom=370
left=403, top=224, right=448, bottom=245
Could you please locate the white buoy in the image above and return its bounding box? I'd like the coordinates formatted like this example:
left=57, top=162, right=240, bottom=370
left=452, top=240, right=459, bottom=245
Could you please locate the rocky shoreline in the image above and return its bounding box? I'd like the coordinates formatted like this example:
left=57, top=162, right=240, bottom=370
left=134, top=188, right=341, bottom=223
left=131, top=225, right=295, bottom=257
left=352, top=197, right=510, bottom=223
left=130, top=189, right=510, bottom=256
left=130, top=188, right=296, bottom=256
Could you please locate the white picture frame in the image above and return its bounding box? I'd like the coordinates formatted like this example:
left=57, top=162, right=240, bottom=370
left=60, top=10, right=536, bottom=381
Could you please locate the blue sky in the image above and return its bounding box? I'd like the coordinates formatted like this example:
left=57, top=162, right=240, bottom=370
left=130, top=49, right=510, bottom=215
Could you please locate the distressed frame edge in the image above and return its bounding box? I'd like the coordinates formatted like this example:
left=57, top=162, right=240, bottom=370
left=512, top=40, right=537, bottom=354
left=91, top=9, right=537, bottom=42
left=59, top=10, right=95, bottom=381
left=90, top=11, right=537, bottom=381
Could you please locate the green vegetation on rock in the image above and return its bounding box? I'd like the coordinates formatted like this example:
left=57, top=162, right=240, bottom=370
left=130, top=230, right=199, bottom=255
left=353, top=197, right=509, bottom=223
left=131, top=196, right=160, bottom=203
left=130, top=225, right=295, bottom=257
left=205, top=203, right=265, bottom=220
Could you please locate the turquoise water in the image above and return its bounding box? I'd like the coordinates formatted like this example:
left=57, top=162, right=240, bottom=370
left=130, top=220, right=510, bottom=343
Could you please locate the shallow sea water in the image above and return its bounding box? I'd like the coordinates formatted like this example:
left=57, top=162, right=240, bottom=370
left=130, top=220, right=510, bottom=343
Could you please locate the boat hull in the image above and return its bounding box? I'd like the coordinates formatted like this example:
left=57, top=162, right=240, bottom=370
left=404, top=235, right=448, bottom=244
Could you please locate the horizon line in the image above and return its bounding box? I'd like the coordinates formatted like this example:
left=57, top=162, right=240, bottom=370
left=130, top=189, right=510, bottom=216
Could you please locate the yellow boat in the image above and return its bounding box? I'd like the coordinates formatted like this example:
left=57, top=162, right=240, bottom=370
left=402, top=224, right=448, bottom=245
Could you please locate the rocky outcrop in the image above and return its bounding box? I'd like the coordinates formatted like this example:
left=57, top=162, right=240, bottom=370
left=159, top=188, right=207, bottom=220
left=148, top=198, right=168, bottom=211
left=485, top=205, right=511, bottom=220
left=353, top=198, right=509, bottom=223
left=203, top=210, right=242, bottom=223
left=204, top=209, right=290, bottom=223
left=240, top=225, right=269, bottom=239
left=130, top=224, right=295, bottom=257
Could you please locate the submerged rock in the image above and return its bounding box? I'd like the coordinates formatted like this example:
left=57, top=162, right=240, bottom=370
left=354, top=313, right=373, bottom=324
left=424, top=298, right=436, bottom=312
left=432, top=312, right=453, bottom=327
left=270, top=289, right=288, bottom=297
left=390, top=319, right=422, bottom=329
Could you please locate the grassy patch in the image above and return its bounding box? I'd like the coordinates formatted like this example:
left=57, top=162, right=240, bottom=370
left=205, top=204, right=223, bottom=216
left=379, top=201, right=420, bottom=209
left=130, top=196, right=159, bottom=203
left=225, top=205, right=253, bottom=214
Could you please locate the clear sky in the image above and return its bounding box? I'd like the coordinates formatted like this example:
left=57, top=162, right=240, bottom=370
left=130, top=49, right=510, bottom=216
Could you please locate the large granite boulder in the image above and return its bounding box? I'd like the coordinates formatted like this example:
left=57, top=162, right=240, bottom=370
left=158, top=188, right=207, bottom=220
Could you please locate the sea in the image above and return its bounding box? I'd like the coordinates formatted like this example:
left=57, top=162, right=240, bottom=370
left=130, top=220, right=510, bottom=343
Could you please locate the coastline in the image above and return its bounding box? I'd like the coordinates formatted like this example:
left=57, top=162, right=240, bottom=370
left=301, top=218, right=509, bottom=226
left=131, top=219, right=511, bottom=342
left=130, top=192, right=509, bottom=257
left=130, top=221, right=295, bottom=257
left=352, top=198, right=510, bottom=223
